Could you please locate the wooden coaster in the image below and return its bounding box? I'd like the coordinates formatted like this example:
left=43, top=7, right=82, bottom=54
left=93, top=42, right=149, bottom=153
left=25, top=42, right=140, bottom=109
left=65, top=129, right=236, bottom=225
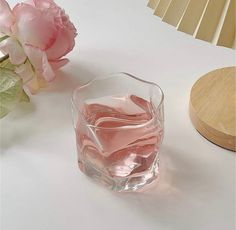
left=189, top=67, right=236, bottom=152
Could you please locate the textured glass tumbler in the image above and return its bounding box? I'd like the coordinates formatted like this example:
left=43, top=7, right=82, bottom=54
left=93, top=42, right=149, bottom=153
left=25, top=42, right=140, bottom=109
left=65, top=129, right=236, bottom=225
left=72, top=73, right=164, bottom=192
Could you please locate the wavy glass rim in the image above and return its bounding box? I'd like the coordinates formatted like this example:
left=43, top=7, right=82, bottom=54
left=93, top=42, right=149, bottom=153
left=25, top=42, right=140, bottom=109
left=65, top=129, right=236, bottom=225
left=71, top=72, right=164, bottom=130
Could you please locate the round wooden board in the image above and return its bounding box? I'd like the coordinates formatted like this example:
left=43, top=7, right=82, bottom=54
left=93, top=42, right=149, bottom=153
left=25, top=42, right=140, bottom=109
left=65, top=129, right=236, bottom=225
left=189, top=67, right=236, bottom=152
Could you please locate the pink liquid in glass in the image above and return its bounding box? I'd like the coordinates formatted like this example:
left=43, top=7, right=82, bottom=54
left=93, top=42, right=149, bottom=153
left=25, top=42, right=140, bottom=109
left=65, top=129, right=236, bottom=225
left=76, top=95, right=164, bottom=191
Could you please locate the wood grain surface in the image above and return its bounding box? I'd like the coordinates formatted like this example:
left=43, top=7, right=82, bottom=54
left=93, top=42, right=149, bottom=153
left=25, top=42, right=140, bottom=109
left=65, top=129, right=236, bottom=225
left=189, top=67, right=236, bottom=151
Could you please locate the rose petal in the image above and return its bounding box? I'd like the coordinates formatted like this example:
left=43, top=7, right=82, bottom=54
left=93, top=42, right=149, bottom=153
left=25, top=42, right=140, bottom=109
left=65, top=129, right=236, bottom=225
left=23, top=72, right=47, bottom=94
left=24, top=45, right=55, bottom=82
left=33, top=0, right=55, bottom=9
left=0, top=37, right=27, bottom=65
left=46, top=28, right=76, bottom=60
left=13, top=3, right=57, bottom=50
left=15, top=60, right=35, bottom=83
left=49, top=58, right=69, bottom=70
left=0, top=0, right=14, bottom=35
left=42, top=53, right=55, bottom=81
left=24, top=0, right=35, bottom=6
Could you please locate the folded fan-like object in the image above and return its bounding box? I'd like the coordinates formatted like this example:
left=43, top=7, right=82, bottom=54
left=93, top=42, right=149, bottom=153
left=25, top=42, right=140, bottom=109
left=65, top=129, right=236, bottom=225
left=148, top=0, right=236, bottom=49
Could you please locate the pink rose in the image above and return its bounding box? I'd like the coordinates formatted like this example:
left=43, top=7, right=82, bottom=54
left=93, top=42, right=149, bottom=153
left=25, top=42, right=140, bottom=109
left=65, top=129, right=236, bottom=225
left=0, top=0, right=77, bottom=93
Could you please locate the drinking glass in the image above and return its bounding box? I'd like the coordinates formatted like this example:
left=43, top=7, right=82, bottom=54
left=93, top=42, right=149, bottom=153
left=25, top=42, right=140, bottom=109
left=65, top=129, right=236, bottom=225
left=72, top=73, right=164, bottom=192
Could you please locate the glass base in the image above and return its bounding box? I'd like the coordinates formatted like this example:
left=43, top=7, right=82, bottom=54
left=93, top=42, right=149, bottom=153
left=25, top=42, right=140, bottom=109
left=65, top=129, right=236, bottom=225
left=78, top=158, right=159, bottom=192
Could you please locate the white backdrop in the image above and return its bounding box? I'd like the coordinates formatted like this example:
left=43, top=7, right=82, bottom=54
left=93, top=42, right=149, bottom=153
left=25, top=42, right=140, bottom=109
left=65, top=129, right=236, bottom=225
left=1, top=1, right=235, bottom=230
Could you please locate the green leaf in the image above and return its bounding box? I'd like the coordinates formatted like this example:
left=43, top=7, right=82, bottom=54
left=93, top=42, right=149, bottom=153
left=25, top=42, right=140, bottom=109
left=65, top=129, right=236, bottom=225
left=20, top=90, right=30, bottom=103
left=0, top=68, right=27, bottom=118
left=0, top=58, right=14, bottom=70
left=0, top=35, right=9, bottom=43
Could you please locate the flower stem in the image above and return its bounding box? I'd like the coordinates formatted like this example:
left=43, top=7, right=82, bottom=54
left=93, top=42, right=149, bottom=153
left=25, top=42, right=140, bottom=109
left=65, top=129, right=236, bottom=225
left=0, top=54, right=9, bottom=63
left=0, top=35, right=9, bottom=43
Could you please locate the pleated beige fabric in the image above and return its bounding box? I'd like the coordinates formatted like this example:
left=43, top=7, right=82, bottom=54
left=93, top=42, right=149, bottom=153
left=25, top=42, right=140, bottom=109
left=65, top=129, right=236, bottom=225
left=147, top=0, right=236, bottom=49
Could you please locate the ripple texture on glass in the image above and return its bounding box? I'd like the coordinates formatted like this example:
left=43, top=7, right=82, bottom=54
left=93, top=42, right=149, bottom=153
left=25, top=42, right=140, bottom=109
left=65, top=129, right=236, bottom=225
left=76, top=95, right=164, bottom=191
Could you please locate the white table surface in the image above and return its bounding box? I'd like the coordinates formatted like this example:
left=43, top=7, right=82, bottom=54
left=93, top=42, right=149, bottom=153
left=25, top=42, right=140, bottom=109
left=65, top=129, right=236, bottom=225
left=1, top=1, right=235, bottom=230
